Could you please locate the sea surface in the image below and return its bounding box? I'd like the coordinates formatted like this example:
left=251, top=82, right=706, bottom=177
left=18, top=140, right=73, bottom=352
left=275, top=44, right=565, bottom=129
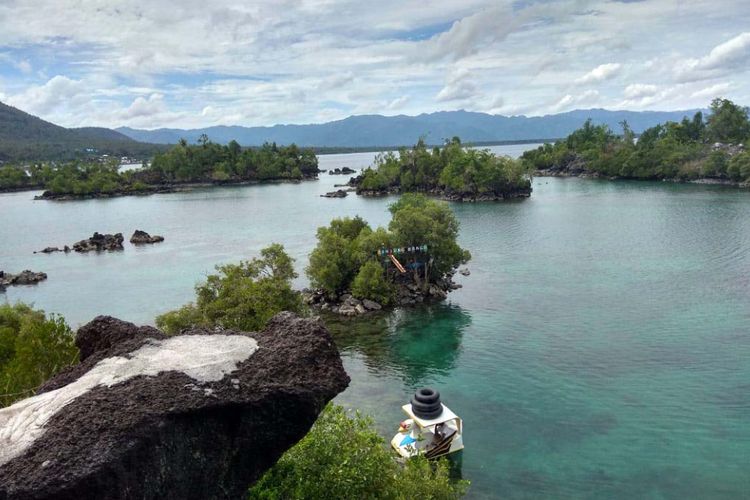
left=1, top=144, right=749, bottom=498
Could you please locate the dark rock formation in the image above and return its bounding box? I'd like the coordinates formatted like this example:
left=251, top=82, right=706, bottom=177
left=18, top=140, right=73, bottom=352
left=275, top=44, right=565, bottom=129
left=0, top=270, right=48, bottom=288
left=320, top=189, right=348, bottom=198
left=0, top=313, right=349, bottom=500
left=72, top=232, right=124, bottom=252
left=303, top=273, right=459, bottom=316
left=328, top=167, right=356, bottom=175
left=130, top=229, right=165, bottom=244
left=34, top=245, right=71, bottom=254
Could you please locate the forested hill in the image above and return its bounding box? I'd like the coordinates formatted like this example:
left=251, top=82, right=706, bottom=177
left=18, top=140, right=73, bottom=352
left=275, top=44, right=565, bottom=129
left=0, top=101, right=164, bottom=162
left=117, top=108, right=703, bottom=147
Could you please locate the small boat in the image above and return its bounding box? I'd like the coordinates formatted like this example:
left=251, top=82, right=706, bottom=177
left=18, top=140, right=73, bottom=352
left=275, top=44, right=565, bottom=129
left=390, top=388, right=464, bottom=459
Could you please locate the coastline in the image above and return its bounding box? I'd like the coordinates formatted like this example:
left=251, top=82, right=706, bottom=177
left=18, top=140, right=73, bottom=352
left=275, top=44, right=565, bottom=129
left=535, top=169, right=750, bottom=188
left=30, top=176, right=319, bottom=201
left=354, top=185, right=532, bottom=202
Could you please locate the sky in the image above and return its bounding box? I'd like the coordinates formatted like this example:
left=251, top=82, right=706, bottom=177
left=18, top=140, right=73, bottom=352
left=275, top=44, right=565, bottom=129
left=0, top=0, right=748, bottom=130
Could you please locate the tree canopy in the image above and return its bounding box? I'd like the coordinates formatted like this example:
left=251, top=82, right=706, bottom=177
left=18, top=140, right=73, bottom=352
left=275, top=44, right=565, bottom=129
left=521, top=98, right=750, bottom=183
left=0, top=303, right=78, bottom=407
left=306, top=194, right=470, bottom=302
left=356, top=137, right=530, bottom=198
left=149, top=139, right=318, bottom=183
left=156, top=244, right=304, bottom=333
left=0, top=138, right=319, bottom=196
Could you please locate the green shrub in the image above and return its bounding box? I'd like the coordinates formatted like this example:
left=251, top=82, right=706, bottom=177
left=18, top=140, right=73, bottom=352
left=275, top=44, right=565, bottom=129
left=306, top=196, right=469, bottom=298
left=352, top=260, right=394, bottom=305
left=156, top=244, right=304, bottom=333
left=727, top=152, right=750, bottom=182
left=0, top=303, right=78, bottom=407
left=248, top=404, right=468, bottom=499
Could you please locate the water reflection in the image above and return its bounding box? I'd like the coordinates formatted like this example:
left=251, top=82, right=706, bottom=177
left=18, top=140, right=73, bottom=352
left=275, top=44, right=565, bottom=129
left=327, top=303, right=471, bottom=385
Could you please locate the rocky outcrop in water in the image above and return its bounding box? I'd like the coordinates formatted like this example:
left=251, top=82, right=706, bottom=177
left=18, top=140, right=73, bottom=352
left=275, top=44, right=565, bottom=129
left=321, top=189, right=348, bottom=198
left=328, top=167, right=356, bottom=175
left=72, top=232, right=124, bottom=252
left=0, top=312, right=349, bottom=500
left=303, top=274, right=461, bottom=316
left=34, top=246, right=70, bottom=254
left=129, top=229, right=165, bottom=244
left=349, top=176, right=532, bottom=201
left=0, top=270, right=48, bottom=289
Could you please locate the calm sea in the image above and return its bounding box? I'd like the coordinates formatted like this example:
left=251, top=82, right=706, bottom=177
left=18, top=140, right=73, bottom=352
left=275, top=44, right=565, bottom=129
left=1, top=143, right=749, bottom=498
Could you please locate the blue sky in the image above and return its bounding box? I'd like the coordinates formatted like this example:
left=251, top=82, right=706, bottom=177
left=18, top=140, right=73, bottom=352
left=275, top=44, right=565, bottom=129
left=0, top=0, right=748, bottom=129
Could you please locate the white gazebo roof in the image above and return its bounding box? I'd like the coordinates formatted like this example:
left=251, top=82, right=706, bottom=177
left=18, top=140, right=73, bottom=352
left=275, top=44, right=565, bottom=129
left=402, top=403, right=460, bottom=428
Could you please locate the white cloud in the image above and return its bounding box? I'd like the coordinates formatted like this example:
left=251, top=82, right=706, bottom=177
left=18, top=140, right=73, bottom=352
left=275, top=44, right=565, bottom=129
left=386, top=95, right=409, bottom=110
left=120, top=94, right=166, bottom=120
left=676, top=32, right=750, bottom=82
left=0, top=1, right=748, bottom=127
left=624, top=83, right=659, bottom=99
left=575, top=63, right=622, bottom=85
left=436, top=69, right=479, bottom=102
left=550, top=90, right=600, bottom=112
left=690, top=82, right=733, bottom=100
left=7, top=75, right=87, bottom=115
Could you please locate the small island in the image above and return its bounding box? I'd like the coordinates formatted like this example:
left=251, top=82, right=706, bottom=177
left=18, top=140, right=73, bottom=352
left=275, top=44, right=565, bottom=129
left=304, top=194, right=470, bottom=315
left=1, top=138, right=320, bottom=200
left=522, top=98, right=750, bottom=186
left=349, top=137, right=532, bottom=201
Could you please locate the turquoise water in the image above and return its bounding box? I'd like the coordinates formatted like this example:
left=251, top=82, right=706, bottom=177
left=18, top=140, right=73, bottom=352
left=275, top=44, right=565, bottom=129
left=1, top=145, right=749, bottom=498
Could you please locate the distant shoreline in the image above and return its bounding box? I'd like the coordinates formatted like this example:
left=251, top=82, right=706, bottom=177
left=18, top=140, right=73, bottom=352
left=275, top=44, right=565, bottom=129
left=31, top=177, right=317, bottom=201
left=312, top=138, right=558, bottom=155
left=535, top=169, right=750, bottom=188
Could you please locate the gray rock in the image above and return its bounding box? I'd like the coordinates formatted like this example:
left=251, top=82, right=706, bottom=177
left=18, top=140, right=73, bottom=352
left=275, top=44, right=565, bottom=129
left=459, top=268, right=470, bottom=276
left=320, top=190, right=348, bottom=198
left=338, top=304, right=358, bottom=316
left=362, top=299, right=382, bottom=311
left=130, top=230, right=165, bottom=244
left=0, top=270, right=48, bottom=287
left=0, top=313, right=349, bottom=500
left=72, top=232, right=124, bottom=252
left=355, top=303, right=366, bottom=314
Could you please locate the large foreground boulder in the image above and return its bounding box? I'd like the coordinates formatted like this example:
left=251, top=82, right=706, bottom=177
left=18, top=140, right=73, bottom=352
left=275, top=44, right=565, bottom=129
left=0, top=312, right=349, bottom=500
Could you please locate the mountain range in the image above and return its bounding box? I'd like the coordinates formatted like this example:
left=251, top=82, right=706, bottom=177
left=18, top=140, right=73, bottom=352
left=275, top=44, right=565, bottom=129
left=117, top=108, right=703, bottom=147
left=0, top=101, right=163, bottom=162
left=0, top=99, right=705, bottom=162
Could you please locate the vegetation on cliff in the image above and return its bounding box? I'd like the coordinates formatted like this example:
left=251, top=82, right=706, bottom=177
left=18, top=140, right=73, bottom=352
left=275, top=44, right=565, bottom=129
left=0, top=303, right=78, bottom=407
left=522, top=98, right=750, bottom=183
left=306, top=194, right=470, bottom=304
left=156, top=244, right=304, bottom=333
left=354, top=137, right=531, bottom=200
left=249, top=403, right=468, bottom=499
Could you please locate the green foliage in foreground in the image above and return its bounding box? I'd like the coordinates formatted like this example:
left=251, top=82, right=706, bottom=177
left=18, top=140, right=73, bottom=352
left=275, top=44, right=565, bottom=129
left=358, top=137, right=530, bottom=195
left=156, top=244, right=304, bottom=333
left=521, top=98, right=750, bottom=183
left=249, top=403, right=468, bottom=500
left=306, top=194, right=470, bottom=300
left=0, top=303, right=78, bottom=407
